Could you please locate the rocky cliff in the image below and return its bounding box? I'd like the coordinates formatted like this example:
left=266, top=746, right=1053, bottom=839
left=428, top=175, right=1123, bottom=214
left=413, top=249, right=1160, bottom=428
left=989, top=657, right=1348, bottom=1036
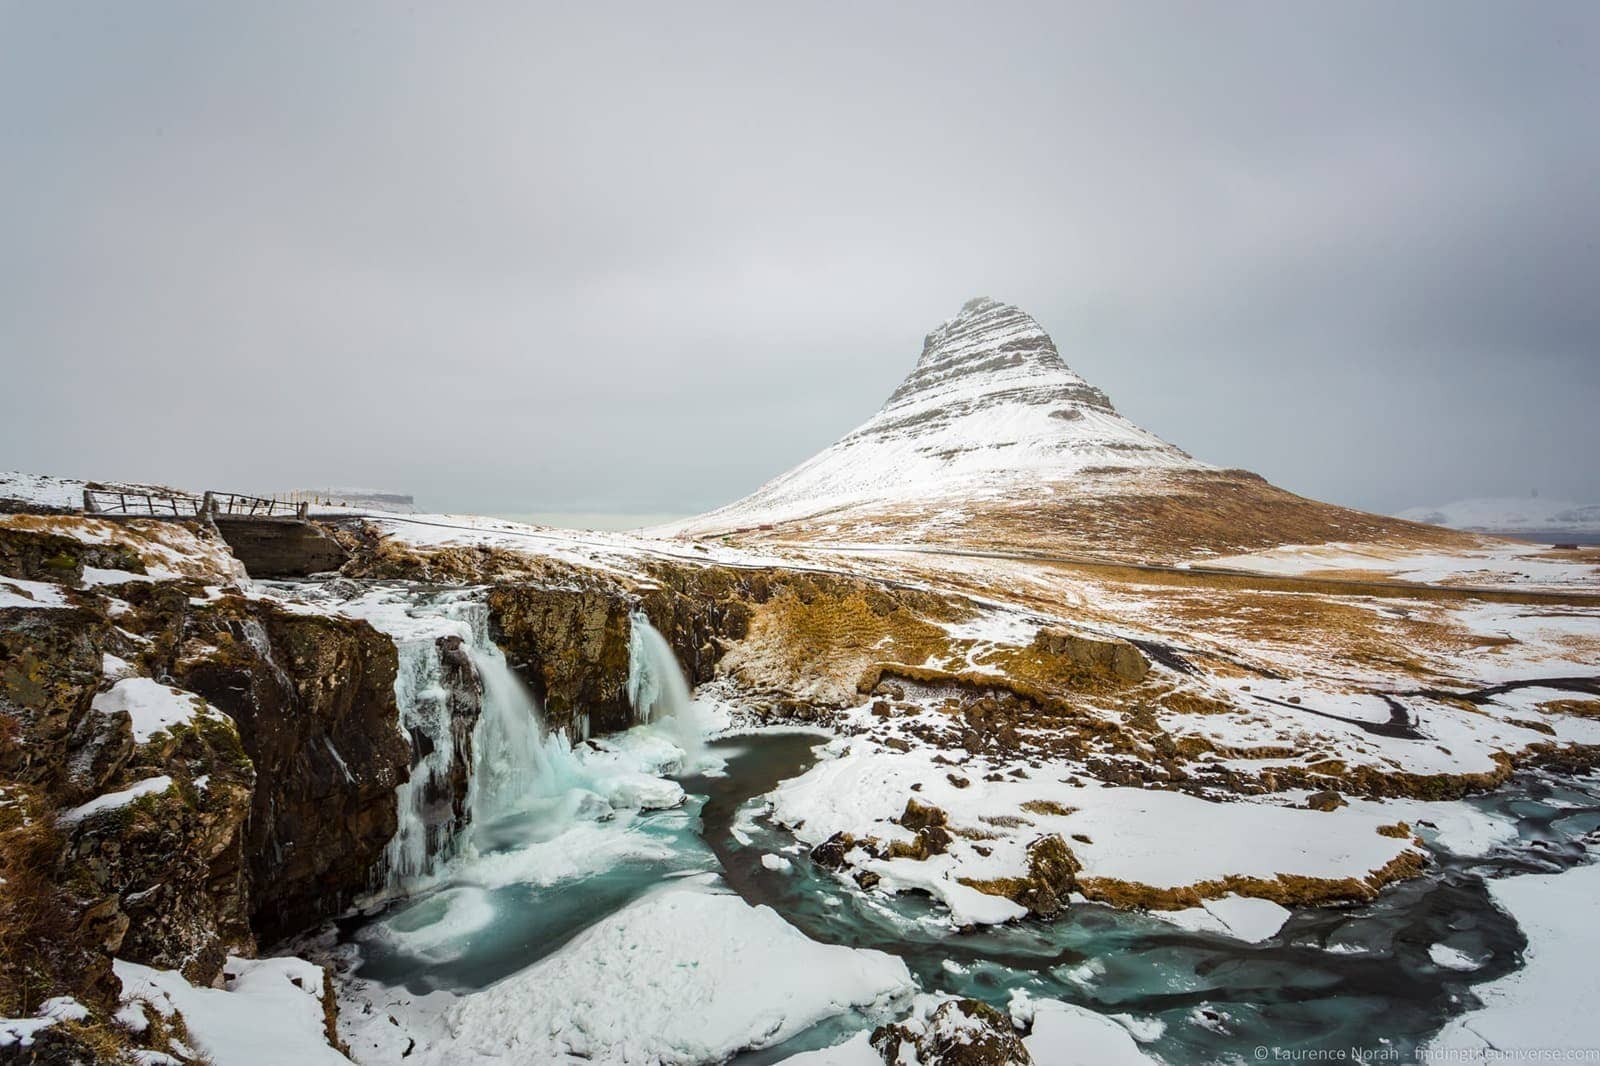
left=0, top=514, right=407, bottom=1059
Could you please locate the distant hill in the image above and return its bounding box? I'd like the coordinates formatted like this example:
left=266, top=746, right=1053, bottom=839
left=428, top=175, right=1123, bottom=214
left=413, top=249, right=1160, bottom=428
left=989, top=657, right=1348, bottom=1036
left=1397, top=498, right=1600, bottom=535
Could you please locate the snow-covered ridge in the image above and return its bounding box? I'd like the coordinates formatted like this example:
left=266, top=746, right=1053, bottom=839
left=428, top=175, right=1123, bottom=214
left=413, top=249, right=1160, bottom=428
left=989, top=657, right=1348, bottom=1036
left=1397, top=497, right=1600, bottom=535
left=659, top=298, right=1207, bottom=535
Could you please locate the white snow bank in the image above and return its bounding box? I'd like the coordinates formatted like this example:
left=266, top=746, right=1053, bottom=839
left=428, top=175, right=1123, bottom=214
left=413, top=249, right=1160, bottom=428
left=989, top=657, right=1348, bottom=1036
left=1430, top=944, right=1480, bottom=971
left=785, top=992, right=1154, bottom=1066
left=767, top=739, right=1417, bottom=919
left=92, top=677, right=220, bottom=744
left=418, top=882, right=913, bottom=1064
left=115, top=956, right=348, bottom=1066
left=1026, top=997, right=1156, bottom=1065
left=0, top=997, right=88, bottom=1049
left=1156, top=895, right=1292, bottom=943
left=774, top=1031, right=881, bottom=1064
left=1427, top=862, right=1600, bottom=1053
left=0, top=577, right=69, bottom=610
left=60, top=775, right=173, bottom=825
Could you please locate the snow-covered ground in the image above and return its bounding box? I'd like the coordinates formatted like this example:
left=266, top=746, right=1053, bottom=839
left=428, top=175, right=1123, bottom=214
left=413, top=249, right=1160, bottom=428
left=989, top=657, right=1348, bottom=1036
left=115, top=956, right=350, bottom=1066
left=1426, top=861, right=1600, bottom=1055
left=765, top=731, right=1423, bottom=925
left=340, top=880, right=915, bottom=1064
left=1201, top=539, right=1600, bottom=590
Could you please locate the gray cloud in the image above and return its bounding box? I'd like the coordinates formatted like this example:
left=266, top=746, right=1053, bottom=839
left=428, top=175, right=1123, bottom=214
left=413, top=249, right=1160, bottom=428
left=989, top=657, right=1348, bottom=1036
left=3, top=1, right=1596, bottom=516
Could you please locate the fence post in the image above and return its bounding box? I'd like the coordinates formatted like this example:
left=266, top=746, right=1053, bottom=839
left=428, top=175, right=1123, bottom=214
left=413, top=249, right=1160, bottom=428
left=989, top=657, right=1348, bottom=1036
left=296, top=501, right=309, bottom=521
left=82, top=490, right=98, bottom=514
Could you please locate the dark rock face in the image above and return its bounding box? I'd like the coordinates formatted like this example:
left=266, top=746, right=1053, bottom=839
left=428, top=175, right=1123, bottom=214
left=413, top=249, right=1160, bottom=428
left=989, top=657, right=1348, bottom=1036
left=1, top=609, right=256, bottom=1000
left=488, top=584, right=636, bottom=736
left=174, top=602, right=410, bottom=942
left=64, top=717, right=256, bottom=983
left=0, top=606, right=112, bottom=793
left=211, top=518, right=349, bottom=578
left=486, top=561, right=753, bottom=736
left=0, top=525, right=144, bottom=586
left=431, top=633, right=483, bottom=835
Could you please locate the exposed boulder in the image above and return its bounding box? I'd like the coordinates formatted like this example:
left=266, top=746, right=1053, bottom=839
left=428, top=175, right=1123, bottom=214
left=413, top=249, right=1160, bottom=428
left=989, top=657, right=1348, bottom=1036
left=1031, top=627, right=1148, bottom=682
left=1306, top=789, right=1347, bottom=812
left=888, top=798, right=951, bottom=859
left=961, top=834, right=1082, bottom=919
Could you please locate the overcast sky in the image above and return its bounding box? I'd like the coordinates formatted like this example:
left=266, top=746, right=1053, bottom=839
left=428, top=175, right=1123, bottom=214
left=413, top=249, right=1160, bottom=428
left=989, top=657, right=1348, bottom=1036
left=2, top=2, right=1596, bottom=518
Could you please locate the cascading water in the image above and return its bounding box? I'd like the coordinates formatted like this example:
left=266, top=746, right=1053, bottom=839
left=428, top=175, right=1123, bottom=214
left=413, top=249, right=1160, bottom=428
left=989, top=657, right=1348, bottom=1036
left=280, top=582, right=714, bottom=904
left=463, top=626, right=588, bottom=834
left=626, top=608, right=707, bottom=772
left=376, top=593, right=591, bottom=895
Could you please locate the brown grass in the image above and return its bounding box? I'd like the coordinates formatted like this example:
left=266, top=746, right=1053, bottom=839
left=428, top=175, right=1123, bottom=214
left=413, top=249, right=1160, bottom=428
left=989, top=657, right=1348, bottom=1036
left=0, top=792, right=77, bottom=1015
left=1075, top=849, right=1428, bottom=911
left=1542, top=699, right=1600, bottom=719
left=1019, top=800, right=1075, bottom=816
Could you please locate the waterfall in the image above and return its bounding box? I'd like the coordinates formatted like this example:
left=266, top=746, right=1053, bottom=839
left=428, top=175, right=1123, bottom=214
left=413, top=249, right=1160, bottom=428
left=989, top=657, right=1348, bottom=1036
left=378, top=593, right=593, bottom=895
left=627, top=609, right=706, bottom=770
left=357, top=590, right=706, bottom=899
left=627, top=609, right=692, bottom=724
left=464, top=632, right=584, bottom=831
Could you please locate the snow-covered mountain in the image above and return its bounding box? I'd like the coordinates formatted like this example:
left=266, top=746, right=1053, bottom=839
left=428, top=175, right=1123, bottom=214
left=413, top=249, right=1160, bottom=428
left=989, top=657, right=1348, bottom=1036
left=1397, top=498, right=1600, bottom=535
left=676, top=298, right=1205, bottom=534
left=661, top=298, right=1456, bottom=561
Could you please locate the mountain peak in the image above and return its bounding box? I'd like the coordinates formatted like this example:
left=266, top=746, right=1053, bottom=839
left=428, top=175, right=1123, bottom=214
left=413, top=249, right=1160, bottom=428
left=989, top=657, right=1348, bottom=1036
left=888, top=298, right=1114, bottom=415
left=664, top=299, right=1204, bottom=535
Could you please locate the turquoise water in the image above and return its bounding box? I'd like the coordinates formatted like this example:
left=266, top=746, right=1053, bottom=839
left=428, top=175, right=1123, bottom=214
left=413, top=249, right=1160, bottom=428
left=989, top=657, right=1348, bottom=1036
left=341, top=731, right=1600, bottom=1063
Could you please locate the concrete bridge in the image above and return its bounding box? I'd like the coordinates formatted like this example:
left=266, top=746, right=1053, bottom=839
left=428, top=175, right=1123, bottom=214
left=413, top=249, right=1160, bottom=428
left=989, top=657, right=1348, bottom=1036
left=81, top=488, right=350, bottom=578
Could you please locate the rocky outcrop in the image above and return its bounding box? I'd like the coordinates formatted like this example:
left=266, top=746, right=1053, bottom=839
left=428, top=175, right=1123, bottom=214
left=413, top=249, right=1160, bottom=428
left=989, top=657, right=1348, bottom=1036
left=1030, top=627, right=1148, bottom=682
left=872, top=997, right=1032, bottom=1065
left=1, top=604, right=256, bottom=1006
left=173, top=600, right=410, bottom=941
left=0, top=606, right=114, bottom=792
left=0, top=524, right=145, bottom=586
left=62, top=713, right=256, bottom=984
left=484, top=559, right=755, bottom=735
left=487, top=583, right=636, bottom=735
left=961, top=834, right=1082, bottom=919
left=1, top=517, right=410, bottom=1041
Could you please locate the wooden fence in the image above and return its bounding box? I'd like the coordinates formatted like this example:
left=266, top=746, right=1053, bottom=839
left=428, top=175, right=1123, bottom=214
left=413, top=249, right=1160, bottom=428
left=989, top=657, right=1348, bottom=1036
left=82, top=489, right=308, bottom=520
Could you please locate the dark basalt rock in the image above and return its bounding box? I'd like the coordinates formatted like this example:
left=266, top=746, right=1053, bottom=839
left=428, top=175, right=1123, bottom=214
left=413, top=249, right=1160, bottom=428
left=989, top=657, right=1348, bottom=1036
left=174, top=600, right=411, bottom=943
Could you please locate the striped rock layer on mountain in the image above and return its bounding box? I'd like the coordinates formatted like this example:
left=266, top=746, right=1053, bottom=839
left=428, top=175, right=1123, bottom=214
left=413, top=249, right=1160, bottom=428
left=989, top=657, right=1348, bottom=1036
left=665, top=298, right=1465, bottom=562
